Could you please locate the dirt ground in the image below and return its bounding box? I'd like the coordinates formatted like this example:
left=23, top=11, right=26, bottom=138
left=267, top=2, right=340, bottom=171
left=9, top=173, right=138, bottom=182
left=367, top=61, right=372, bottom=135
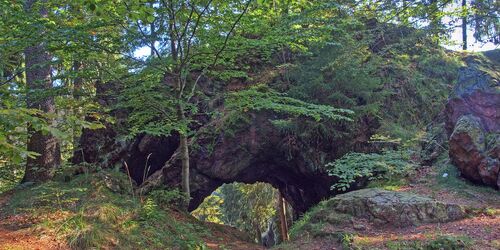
left=1, top=166, right=498, bottom=250
left=279, top=165, right=500, bottom=250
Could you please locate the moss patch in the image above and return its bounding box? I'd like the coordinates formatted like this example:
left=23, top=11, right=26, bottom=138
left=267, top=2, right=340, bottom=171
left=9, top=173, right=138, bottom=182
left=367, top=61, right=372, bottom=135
left=2, top=169, right=247, bottom=250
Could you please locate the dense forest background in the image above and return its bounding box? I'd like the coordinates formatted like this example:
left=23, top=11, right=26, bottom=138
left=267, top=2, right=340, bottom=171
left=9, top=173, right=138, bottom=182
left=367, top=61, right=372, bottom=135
left=0, top=0, right=499, bottom=249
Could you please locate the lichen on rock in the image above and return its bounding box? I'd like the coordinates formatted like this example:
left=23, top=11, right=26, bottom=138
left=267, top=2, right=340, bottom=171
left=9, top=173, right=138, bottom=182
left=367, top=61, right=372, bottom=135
left=326, top=188, right=465, bottom=226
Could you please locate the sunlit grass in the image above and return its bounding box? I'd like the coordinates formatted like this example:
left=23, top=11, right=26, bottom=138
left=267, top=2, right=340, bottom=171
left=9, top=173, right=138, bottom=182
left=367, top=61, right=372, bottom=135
left=3, top=169, right=214, bottom=249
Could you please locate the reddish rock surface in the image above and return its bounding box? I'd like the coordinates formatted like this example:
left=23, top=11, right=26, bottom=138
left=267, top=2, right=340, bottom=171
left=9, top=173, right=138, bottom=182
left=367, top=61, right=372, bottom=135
left=445, top=91, right=500, bottom=135
left=446, top=52, right=500, bottom=189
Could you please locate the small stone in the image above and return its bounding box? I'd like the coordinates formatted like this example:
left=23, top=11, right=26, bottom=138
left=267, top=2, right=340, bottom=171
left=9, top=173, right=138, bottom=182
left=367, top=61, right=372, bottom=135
left=442, top=173, right=448, bottom=178
left=353, top=224, right=366, bottom=231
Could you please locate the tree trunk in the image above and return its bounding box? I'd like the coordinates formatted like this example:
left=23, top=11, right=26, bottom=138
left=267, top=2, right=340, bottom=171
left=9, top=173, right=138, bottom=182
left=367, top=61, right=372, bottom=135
left=278, top=192, right=289, bottom=242
left=178, top=103, right=190, bottom=206
left=462, top=0, right=468, bottom=50
left=23, top=0, right=61, bottom=183
left=428, top=0, right=441, bottom=38
left=72, top=61, right=83, bottom=149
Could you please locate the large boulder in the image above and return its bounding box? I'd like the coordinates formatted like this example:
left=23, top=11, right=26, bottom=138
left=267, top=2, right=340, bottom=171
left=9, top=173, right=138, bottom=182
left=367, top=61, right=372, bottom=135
left=327, top=189, right=465, bottom=226
left=449, top=115, right=500, bottom=187
left=444, top=53, right=500, bottom=136
left=446, top=51, right=500, bottom=189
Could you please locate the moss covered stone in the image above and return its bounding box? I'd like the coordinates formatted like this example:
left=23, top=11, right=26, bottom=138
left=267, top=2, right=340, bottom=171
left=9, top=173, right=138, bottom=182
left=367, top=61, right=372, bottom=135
left=330, top=189, right=466, bottom=226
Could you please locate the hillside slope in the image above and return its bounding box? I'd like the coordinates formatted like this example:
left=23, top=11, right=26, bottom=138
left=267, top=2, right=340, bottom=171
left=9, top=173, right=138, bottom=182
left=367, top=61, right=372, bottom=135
left=0, top=170, right=260, bottom=250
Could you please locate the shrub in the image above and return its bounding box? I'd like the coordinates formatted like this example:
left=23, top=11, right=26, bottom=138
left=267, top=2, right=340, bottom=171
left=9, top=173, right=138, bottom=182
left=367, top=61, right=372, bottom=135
left=148, top=188, right=188, bottom=208
left=326, top=150, right=415, bottom=191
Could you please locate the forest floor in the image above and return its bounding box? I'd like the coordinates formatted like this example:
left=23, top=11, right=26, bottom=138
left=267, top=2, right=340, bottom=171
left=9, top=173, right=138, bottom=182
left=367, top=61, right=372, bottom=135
left=0, top=159, right=499, bottom=250
left=0, top=172, right=262, bottom=250
left=277, top=158, right=500, bottom=250
left=0, top=191, right=65, bottom=249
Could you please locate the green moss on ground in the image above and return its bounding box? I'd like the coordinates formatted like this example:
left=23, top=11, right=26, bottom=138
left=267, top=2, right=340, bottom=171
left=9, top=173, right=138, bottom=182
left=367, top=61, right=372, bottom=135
left=1, top=169, right=245, bottom=250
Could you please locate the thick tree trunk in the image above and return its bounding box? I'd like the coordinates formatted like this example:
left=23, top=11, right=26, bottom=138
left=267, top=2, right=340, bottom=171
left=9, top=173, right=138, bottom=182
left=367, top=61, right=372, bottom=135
left=278, top=192, right=289, bottom=242
left=23, top=0, right=61, bottom=183
left=462, top=0, right=468, bottom=50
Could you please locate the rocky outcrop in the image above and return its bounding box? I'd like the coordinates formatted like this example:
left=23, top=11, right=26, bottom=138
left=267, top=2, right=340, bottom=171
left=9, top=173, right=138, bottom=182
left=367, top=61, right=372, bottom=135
left=449, top=115, right=500, bottom=187
left=73, top=107, right=371, bottom=215
left=139, top=111, right=341, bottom=214
left=311, top=189, right=466, bottom=227
left=446, top=51, right=500, bottom=189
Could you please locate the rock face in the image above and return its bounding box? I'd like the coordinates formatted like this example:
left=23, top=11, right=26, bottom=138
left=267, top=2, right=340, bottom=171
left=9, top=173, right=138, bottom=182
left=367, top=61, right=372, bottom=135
left=449, top=115, right=500, bottom=187
left=74, top=107, right=375, bottom=215
left=446, top=51, right=500, bottom=189
left=139, top=111, right=340, bottom=214
left=322, top=189, right=465, bottom=227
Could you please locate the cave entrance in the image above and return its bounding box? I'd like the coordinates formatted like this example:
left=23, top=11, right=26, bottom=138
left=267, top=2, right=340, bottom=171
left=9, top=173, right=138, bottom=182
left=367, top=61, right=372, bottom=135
left=191, top=182, right=293, bottom=246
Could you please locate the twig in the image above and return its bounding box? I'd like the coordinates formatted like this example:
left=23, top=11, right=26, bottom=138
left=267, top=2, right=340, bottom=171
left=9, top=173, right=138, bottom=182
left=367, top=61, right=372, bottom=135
left=123, top=161, right=135, bottom=199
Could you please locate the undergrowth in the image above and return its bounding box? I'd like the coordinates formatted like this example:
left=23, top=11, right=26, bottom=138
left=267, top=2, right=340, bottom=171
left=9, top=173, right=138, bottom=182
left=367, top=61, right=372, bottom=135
left=326, top=150, right=416, bottom=191
left=384, top=235, right=474, bottom=250
left=3, top=169, right=212, bottom=250
left=289, top=199, right=353, bottom=241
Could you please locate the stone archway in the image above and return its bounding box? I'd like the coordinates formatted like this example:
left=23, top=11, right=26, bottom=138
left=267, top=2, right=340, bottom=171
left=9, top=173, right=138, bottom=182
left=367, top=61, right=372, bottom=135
left=75, top=110, right=375, bottom=214
left=136, top=111, right=339, bottom=214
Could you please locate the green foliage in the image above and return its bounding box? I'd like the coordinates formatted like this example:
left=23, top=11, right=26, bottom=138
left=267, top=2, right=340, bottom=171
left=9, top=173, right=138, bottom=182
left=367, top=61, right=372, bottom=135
left=386, top=235, right=474, bottom=250
left=289, top=198, right=353, bottom=241
left=288, top=203, right=320, bottom=239
left=433, top=156, right=500, bottom=203
left=148, top=188, right=188, bottom=208
left=220, top=182, right=277, bottom=243
left=226, top=84, right=354, bottom=122
left=192, top=182, right=278, bottom=243
left=326, top=150, right=415, bottom=191
left=191, top=194, right=224, bottom=224
left=116, top=66, right=194, bottom=138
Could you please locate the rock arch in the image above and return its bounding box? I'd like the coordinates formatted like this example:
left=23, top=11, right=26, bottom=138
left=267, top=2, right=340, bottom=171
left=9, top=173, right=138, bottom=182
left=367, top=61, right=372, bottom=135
left=75, top=109, right=375, bottom=214
left=136, top=111, right=340, bottom=213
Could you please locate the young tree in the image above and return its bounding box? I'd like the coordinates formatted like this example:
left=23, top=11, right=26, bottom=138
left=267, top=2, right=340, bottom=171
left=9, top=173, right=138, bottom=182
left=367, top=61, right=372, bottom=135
left=119, top=0, right=253, bottom=206
left=462, top=0, right=468, bottom=50
left=277, top=192, right=289, bottom=242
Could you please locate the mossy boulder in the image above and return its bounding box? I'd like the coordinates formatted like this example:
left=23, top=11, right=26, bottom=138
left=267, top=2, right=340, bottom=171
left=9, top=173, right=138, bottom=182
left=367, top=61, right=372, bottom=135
left=449, top=115, right=500, bottom=188
left=326, top=188, right=465, bottom=227
left=445, top=50, right=500, bottom=189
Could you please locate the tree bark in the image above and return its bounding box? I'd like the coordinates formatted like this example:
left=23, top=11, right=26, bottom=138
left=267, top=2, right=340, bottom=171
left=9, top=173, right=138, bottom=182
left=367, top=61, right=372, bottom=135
left=23, top=0, right=61, bottom=183
left=462, top=0, right=468, bottom=50
left=178, top=103, right=191, bottom=206
left=72, top=61, right=83, bottom=149
left=278, top=192, right=289, bottom=242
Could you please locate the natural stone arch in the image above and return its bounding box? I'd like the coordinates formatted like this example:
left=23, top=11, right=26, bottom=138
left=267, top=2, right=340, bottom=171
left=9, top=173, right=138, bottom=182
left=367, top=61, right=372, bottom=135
left=76, top=109, right=375, bottom=214
left=136, top=111, right=341, bottom=214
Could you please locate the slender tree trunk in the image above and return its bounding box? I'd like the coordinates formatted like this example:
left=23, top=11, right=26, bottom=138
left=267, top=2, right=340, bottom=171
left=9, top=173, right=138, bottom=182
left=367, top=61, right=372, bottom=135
left=278, top=192, right=289, bottom=242
left=72, top=61, right=83, bottom=149
left=23, top=0, right=61, bottom=183
left=166, top=0, right=191, bottom=208
left=255, top=223, right=262, bottom=244
left=149, top=1, right=156, bottom=57
left=428, top=0, right=441, bottom=39
left=178, top=102, right=190, bottom=206
left=462, top=0, right=468, bottom=50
